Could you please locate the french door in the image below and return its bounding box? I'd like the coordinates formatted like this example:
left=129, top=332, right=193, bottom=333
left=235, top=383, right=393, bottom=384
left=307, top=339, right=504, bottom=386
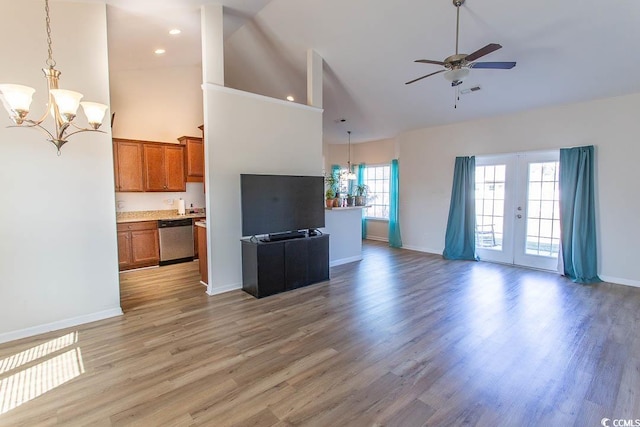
left=475, top=151, right=560, bottom=271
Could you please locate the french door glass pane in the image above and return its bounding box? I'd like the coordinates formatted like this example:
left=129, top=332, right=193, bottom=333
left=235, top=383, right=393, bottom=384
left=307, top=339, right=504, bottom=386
left=475, top=165, right=506, bottom=250
left=525, top=161, right=560, bottom=257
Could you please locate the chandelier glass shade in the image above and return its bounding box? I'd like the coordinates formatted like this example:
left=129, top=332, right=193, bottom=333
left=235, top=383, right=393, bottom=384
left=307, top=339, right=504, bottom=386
left=0, top=0, right=109, bottom=154
left=444, top=68, right=470, bottom=83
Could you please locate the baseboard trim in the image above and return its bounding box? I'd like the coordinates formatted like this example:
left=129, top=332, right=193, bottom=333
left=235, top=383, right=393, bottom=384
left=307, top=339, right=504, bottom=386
left=394, top=248, right=639, bottom=288
left=0, top=307, right=123, bottom=345
left=365, top=236, right=388, bottom=243
left=330, top=255, right=363, bottom=267
left=600, top=275, right=640, bottom=289
left=206, top=282, right=242, bottom=296
left=400, top=244, right=442, bottom=255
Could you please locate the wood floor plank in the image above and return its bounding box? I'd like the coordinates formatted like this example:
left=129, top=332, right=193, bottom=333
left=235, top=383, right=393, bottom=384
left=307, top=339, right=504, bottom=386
left=0, top=242, right=639, bottom=426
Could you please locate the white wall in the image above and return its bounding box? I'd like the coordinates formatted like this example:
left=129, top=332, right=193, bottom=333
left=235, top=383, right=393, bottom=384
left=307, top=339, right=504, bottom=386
left=115, top=183, right=205, bottom=212
left=325, top=138, right=397, bottom=241
left=399, top=93, right=640, bottom=286
left=0, top=1, right=121, bottom=342
left=110, top=66, right=204, bottom=142
left=203, top=85, right=323, bottom=294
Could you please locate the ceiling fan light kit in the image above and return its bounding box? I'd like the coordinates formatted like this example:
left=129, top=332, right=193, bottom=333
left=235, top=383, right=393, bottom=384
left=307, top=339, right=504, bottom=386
left=406, top=0, right=517, bottom=94
left=444, top=68, right=470, bottom=86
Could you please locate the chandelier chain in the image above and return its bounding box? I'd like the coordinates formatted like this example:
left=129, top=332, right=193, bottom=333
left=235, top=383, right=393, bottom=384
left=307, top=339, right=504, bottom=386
left=45, top=0, right=56, bottom=68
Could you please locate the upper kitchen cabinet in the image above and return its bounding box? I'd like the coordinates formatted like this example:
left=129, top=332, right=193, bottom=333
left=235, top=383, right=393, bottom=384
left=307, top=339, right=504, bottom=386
left=178, top=136, right=204, bottom=183
left=143, top=143, right=186, bottom=192
left=113, top=139, right=144, bottom=192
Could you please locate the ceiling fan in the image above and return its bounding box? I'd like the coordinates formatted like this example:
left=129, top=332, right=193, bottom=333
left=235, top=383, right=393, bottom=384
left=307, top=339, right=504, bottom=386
left=406, top=0, right=516, bottom=87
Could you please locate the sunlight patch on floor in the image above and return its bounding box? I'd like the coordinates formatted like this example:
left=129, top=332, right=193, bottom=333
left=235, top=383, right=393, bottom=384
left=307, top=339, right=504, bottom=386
left=0, top=332, right=78, bottom=375
left=0, top=333, right=85, bottom=415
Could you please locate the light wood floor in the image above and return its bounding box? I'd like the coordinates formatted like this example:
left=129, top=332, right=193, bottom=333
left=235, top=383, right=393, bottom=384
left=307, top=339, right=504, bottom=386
left=1, top=242, right=639, bottom=426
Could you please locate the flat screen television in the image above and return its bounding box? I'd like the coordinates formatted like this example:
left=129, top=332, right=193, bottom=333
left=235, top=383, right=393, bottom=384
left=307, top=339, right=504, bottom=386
left=240, top=174, right=325, bottom=237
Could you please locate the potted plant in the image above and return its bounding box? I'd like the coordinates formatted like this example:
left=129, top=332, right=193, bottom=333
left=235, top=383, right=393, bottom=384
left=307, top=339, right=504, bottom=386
left=325, top=173, right=341, bottom=207
left=355, top=184, right=369, bottom=206
left=325, top=188, right=335, bottom=208
left=346, top=193, right=355, bottom=207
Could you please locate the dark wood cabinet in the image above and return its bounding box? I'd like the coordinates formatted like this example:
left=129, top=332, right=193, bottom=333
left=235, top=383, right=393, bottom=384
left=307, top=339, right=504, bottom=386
left=143, top=144, right=186, bottom=192
left=307, top=236, right=330, bottom=284
left=241, top=235, right=329, bottom=298
left=284, top=239, right=309, bottom=290
left=178, top=136, right=204, bottom=183
left=117, top=221, right=160, bottom=271
left=113, top=139, right=144, bottom=192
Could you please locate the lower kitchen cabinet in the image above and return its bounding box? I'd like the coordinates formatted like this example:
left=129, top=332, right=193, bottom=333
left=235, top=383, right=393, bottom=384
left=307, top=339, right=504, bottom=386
left=192, top=217, right=205, bottom=258
left=117, top=221, right=159, bottom=271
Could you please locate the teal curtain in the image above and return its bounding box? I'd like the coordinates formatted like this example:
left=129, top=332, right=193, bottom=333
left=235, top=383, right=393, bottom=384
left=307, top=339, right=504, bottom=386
left=331, top=164, right=340, bottom=194
left=358, top=163, right=367, bottom=239
left=559, top=146, right=602, bottom=284
left=388, top=159, right=403, bottom=248
left=443, top=156, right=477, bottom=260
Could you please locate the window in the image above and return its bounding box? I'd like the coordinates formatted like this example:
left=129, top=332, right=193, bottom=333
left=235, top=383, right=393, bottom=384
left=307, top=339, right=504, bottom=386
left=525, top=161, right=560, bottom=257
left=363, top=164, right=390, bottom=219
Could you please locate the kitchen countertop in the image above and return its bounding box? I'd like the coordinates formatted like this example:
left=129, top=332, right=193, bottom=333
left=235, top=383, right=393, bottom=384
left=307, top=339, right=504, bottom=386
left=325, top=206, right=368, bottom=211
left=195, top=220, right=206, bottom=228
left=116, top=209, right=206, bottom=224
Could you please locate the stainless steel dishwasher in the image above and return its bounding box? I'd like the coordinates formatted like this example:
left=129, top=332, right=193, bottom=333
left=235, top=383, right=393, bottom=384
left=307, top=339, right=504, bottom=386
left=158, top=218, right=194, bottom=266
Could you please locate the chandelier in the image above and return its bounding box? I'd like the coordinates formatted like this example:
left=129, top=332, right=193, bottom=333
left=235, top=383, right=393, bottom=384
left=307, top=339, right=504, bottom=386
left=0, top=0, right=109, bottom=154
left=343, top=131, right=357, bottom=180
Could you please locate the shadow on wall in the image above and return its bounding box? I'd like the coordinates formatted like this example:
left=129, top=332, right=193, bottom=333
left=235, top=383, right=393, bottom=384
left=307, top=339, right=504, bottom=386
left=224, top=10, right=305, bottom=101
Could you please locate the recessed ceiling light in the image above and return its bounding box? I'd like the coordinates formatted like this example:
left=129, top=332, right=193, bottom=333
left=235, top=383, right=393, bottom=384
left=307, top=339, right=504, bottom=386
left=154, top=48, right=166, bottom=55
left=169, top=29, right=181, bottom=35
left=286, top=95, right=295, bottom=102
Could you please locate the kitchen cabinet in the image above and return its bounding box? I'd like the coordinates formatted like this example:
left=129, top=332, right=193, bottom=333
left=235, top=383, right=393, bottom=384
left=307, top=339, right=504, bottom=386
left=178, top=136, right=204, bottom=183
left=117, top=221, right=160, bottom=271
left=192, top=217, right=205, bottom=258
left=113, top=139, right=144, bottom=192
left=197, top=223, right=208, bottom=285
left=143, top=143, right=186, bottom=192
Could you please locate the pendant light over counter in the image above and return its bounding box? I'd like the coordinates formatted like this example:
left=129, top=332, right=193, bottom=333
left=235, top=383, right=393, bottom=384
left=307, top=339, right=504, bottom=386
left=345, top=130, right=357, bottom=180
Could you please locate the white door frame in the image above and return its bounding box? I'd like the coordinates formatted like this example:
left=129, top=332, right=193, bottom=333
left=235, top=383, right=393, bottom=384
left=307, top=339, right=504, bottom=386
left=475, top=150, right=560, bottom=271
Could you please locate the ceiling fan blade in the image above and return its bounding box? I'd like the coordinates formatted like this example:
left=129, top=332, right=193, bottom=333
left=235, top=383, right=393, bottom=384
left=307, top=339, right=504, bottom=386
left=470, top=61, right=516, bottom=69
left=405, top=69, right=446, bottom=85
left=415, top=59, right=446, bottom=66
left=465, top=43, right=502, bottom=62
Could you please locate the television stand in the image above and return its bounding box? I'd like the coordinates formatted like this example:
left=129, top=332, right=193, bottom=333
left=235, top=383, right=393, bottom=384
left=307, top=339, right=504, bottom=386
left=241, top=234, right=329, bottom=298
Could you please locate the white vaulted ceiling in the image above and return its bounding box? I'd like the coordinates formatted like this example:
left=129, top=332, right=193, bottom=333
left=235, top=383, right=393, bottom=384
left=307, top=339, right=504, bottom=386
left=103, top=0, right=640, bottom=144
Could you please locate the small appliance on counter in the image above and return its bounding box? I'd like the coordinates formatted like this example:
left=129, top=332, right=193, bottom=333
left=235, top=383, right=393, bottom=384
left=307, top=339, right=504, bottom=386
left=186, top=206, right=206, bottom=215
